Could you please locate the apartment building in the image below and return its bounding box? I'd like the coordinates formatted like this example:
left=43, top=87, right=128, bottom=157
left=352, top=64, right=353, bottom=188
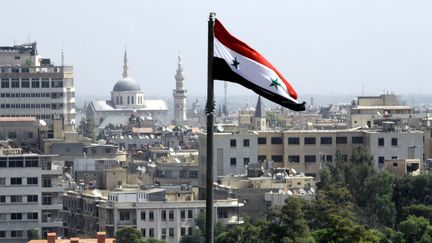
left=0, top=144, right=63, bottom=242
left=98, top=188, right=243, bottom=243
left=257, top=128, right=425, bottom=176
left=198, top=131, right=258, bottom=198
left=0, top=42, right=75, bottom=125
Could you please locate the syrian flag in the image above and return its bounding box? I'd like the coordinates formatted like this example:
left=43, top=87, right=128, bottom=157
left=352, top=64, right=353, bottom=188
left=213, top=19, right=306, bottom=111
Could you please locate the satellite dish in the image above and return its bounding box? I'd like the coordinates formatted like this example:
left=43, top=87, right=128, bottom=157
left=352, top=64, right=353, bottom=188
left=377, top=112, right=382, bottom=116
left=216, top=125, right=224, bottom=132
left=39, top=120, right=47, bottom=126
left=291, top=169, right=297, bottom=174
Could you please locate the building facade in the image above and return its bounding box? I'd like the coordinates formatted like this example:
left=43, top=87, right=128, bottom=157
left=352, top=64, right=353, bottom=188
left=0, top=42, right=75, bottom=125
left=0, top=145, right=63, bottom=242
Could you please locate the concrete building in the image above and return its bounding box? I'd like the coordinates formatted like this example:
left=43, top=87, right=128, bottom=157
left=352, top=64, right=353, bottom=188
left=384, top=158, right=421, bottom=177
left=0, top=42, right=75, bottom=125
left=348, top=94, right=412, bottom=128
left=0, top=117, right=39, bottom=146
left=0, top=144, right=63, bottom=242
left=86, top=51, right=168, bottom=127
left=98, top=188, right=243, bottom=243
left=198, top=130, right=258, bottom=198
left=173, top=55, right=187, bottom=124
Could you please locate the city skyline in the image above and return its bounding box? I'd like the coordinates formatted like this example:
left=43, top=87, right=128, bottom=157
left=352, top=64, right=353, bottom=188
left=1, top=1, right=432, bottom=99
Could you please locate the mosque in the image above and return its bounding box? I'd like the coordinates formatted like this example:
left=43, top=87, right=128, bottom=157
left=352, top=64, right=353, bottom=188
left=86, top=51, right=168, bottom=128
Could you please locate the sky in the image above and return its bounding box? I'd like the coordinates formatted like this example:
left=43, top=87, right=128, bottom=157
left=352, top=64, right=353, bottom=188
left=1, top=0, right=432, bottom=102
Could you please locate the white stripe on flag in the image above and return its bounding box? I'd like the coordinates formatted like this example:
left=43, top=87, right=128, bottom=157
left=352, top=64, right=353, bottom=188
left=214, top=38, right=299, bottom=104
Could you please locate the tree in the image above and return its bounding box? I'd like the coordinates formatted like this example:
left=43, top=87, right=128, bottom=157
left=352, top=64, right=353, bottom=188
left=399, top=216, right=432, bottom=243
left=27, top=227, right=40, bottom=240
left=115, top=227, right=143, bottom=243
left=78, top=118, right=95, bottom=140
left=142, top=239, right=166, bottom=243
left=278, top=197, right=312, bottom=242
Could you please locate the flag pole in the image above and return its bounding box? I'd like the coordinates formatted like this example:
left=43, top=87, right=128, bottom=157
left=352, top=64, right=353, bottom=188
left=205, top=12, right=216, bottom=243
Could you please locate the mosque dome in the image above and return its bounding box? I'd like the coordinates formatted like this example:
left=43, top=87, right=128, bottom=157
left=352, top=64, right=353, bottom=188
left=113, top=77, right=141, bottom=92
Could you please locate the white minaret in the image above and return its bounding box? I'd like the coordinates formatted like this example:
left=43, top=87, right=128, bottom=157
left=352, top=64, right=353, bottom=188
left=173, top=54, right=187, bottom=123
left=123, top=49, right=128, bottom=77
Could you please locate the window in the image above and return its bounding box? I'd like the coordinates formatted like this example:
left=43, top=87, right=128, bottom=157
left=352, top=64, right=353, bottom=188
left=257, top=137, right=267, bottom=145
left=11, top=213, right=22, bottom=220
left=22, top=80, right=30, bottom=88
left=188, top=209, right=193, bottom=218
left=188, top=227, right=193, bottom=236
left=119, top=211, right=130, bottom=221
left=0, top=178, right=5, bottom=185
left=181, top=228, right=186, bottom=236
left=304, top=137, right=316, bottom=145
left=378, top=138, right=384, bottom=146
left=149, top=211, right=154, bottom=221
left=393, top=162, right=398, bottom=167
left=161, top=210, right=167, bottom=221
left=11, top=80, right=19, bottom=88
left=271, top=155, right=283, bottom=163
left=27, top=195, right=38, bottom=203
left=181, top=210, right=185, bottom=219
left=0, top=214, right=5, bottom=221
left=11, top=177, right=22, bottom=185
left=141, top=211, right=146, bottom=220
left=243, top=158, right=250, bottom=165
left=305, top=155, right=316, bottom=163
left=0, top=196, right=5, bottom=203
left=43, top=195, right=52, bottom=205
left=141, top=229, right=146, bottom=237
left=336, top=136, right=347, bottom=144
left=169, top=210, right=174, bottom=221
left=326, top=155, right=333, bottom=162
left=230, top=139, right=236, bottom=147
left=27, top=177, right=38, bottom=185
left=392, top=138, right=398, bottom=146
left=25, top=159, right=38, bottom=167
left=1, top=80, right=9, bottom=88
left=27, top=212, right=38, bottom=220
left=230, top=158, right=237, bottom=166
left=352, top=136, right=364, bottom=144
left=341, top=154, right=348, bottom=162
left=161, top=228, right=166, bottom=239
left=31, top=80, right=40, bottom=88
left=10, top=231, right=23, bottom=238
left=9, top=159, right=24, bottom=168
left=378, top=156, right=385, bottom=164
left=288, top=155, right=300, bottom=163
left=41, top=81, right=50, bottom=88
left=149, top=228, right=154, bottom=238
left=0, top=231, right=4, bottom=238
left=243, top=139, right=250, bottom=147
left=218, top=210, right=228, bottom=218
left=258, top=155, right=267, bottom=162
left=320, top=137, right=332, bottom=145
left=271, top=137, right=282, bottom=144
left=288, top=137, right=300, bottom=145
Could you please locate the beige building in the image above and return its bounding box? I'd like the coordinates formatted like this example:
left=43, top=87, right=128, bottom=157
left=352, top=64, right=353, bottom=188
left=384, top=158, right=421, bottom=177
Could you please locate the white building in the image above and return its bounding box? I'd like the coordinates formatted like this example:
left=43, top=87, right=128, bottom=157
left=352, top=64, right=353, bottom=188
left=0, top=144, right=63, bottom=242
left=86, top=51, right=168, bottom=127
left=0, top=42, right=75, bottom=125
left=98, top=188, right=243, bottom=243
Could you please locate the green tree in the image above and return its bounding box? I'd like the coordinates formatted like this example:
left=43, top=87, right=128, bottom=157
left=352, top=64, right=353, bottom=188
left=278, top=197, right=312, bottom=242
left=399, top=216, right=432, bottom=243
left=115, top=227, right=143, bottom=243
left=142, top=239, right=166, bottom=243
left=78, top=118, right=95, bottom=140
left=27, top=227, right=40, bottom=240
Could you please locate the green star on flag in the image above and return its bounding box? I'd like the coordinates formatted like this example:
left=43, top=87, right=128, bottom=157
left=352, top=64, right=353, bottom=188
left=231, top=57, right=240, bottom=69
left=269, top=77, right=281, bottom=89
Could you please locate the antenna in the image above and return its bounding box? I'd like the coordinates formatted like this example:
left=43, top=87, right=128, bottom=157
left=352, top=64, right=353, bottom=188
left=362, top=82, right=364, bottom=96
left=27, top=33, right=31, bottom=43
left=224, top=81, right=227, bottom=112
left=61, top=41, right=64, bottom=66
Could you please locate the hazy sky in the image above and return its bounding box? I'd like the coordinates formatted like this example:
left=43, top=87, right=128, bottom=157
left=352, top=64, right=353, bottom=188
left=1, top=0, right=432, bottom=101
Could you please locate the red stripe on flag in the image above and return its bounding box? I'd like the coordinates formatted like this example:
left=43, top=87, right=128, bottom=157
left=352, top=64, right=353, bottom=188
left=214, top=19, right=298, bottom=100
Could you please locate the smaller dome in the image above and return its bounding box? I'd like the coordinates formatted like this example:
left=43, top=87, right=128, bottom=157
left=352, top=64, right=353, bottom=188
left=113, top=77, right=141, bottom=92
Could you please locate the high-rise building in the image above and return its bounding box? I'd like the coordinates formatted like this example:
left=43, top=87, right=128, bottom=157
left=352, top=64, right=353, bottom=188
left=0, top=144, right=63, bottom=242
left=173, top=55, right=187, bottom=124
left=0, top=42, right=75, bottom=125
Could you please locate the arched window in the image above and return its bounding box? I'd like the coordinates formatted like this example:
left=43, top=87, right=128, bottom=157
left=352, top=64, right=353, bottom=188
left=127, top=96, right=130, bottom=104
left=120, top=96, right=123, bottom=104
left=116, top=96, right=119, bottom=104
left=131, top=96, right=134, bottom=104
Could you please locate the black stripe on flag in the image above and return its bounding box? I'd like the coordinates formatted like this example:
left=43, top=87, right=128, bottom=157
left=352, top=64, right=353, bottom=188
left=213, top=57, right=306, bottom=111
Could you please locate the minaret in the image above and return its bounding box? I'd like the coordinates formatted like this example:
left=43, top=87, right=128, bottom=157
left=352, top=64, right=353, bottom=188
left=173, top=54, right=187, bottom=123
left=252, top=96, right=267, bottom=131
left=123, top=49, right=128, bottom=78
